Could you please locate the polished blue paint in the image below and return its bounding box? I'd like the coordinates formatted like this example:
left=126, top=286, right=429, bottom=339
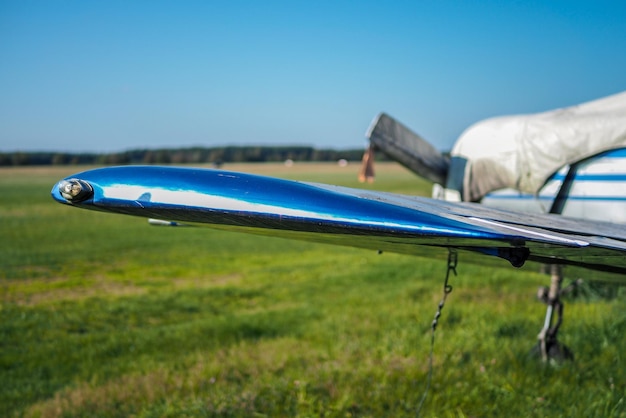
left=52, top=166, right=500, bottom=238
left=52, top=166, right=626, bottom=278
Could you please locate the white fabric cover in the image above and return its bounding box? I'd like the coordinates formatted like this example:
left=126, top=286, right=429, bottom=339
left=451, top=91, right=626, bottom=201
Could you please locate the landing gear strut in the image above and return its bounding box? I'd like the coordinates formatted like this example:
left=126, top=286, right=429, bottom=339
left=531, top=265, right=580, bottom=362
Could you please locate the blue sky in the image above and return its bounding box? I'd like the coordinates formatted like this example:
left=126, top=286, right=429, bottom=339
left=1, top=0, right=625, bottom=153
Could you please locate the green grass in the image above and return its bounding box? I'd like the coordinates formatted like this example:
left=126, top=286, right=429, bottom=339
left=1, top=163, right=625, bottom=417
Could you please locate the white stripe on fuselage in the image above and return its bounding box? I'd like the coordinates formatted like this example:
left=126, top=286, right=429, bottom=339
left=478, top=152, right=626, bottom=224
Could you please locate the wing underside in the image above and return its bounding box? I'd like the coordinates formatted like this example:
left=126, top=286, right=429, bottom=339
left=51, top=166, right=626, bottom=281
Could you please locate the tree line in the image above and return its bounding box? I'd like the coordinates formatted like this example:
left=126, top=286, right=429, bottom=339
left=0, top=146, right=381, bottom=166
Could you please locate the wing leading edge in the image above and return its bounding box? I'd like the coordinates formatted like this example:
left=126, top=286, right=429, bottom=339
left=51, top=166, right=626, bottom=280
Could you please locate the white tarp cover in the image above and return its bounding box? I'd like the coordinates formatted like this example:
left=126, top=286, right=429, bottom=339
left=451, top=91, right=626, bottom=201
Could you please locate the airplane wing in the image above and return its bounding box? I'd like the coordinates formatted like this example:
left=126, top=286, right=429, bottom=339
left=51, top=166, right=626, bottom=282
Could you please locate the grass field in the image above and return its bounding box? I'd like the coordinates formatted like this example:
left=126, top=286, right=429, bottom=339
left=1, top=162, right=625, bottom=417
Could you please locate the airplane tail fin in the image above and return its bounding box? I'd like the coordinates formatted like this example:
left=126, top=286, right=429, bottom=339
left=365, top=113, right=450, bottom=185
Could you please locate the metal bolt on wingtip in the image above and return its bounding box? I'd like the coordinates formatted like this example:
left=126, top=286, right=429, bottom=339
left=57, top=179, right=93, bottom=202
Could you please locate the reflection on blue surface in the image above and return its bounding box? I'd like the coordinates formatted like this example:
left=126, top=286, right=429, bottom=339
left=52, top=166, right=498, bottom=238
left=51, top=165, right=626, bottom=276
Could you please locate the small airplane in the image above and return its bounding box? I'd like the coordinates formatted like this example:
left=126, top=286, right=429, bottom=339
left=51, top=92, right=626, bottom=361
left=361, top=90, right=626, bottom=359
